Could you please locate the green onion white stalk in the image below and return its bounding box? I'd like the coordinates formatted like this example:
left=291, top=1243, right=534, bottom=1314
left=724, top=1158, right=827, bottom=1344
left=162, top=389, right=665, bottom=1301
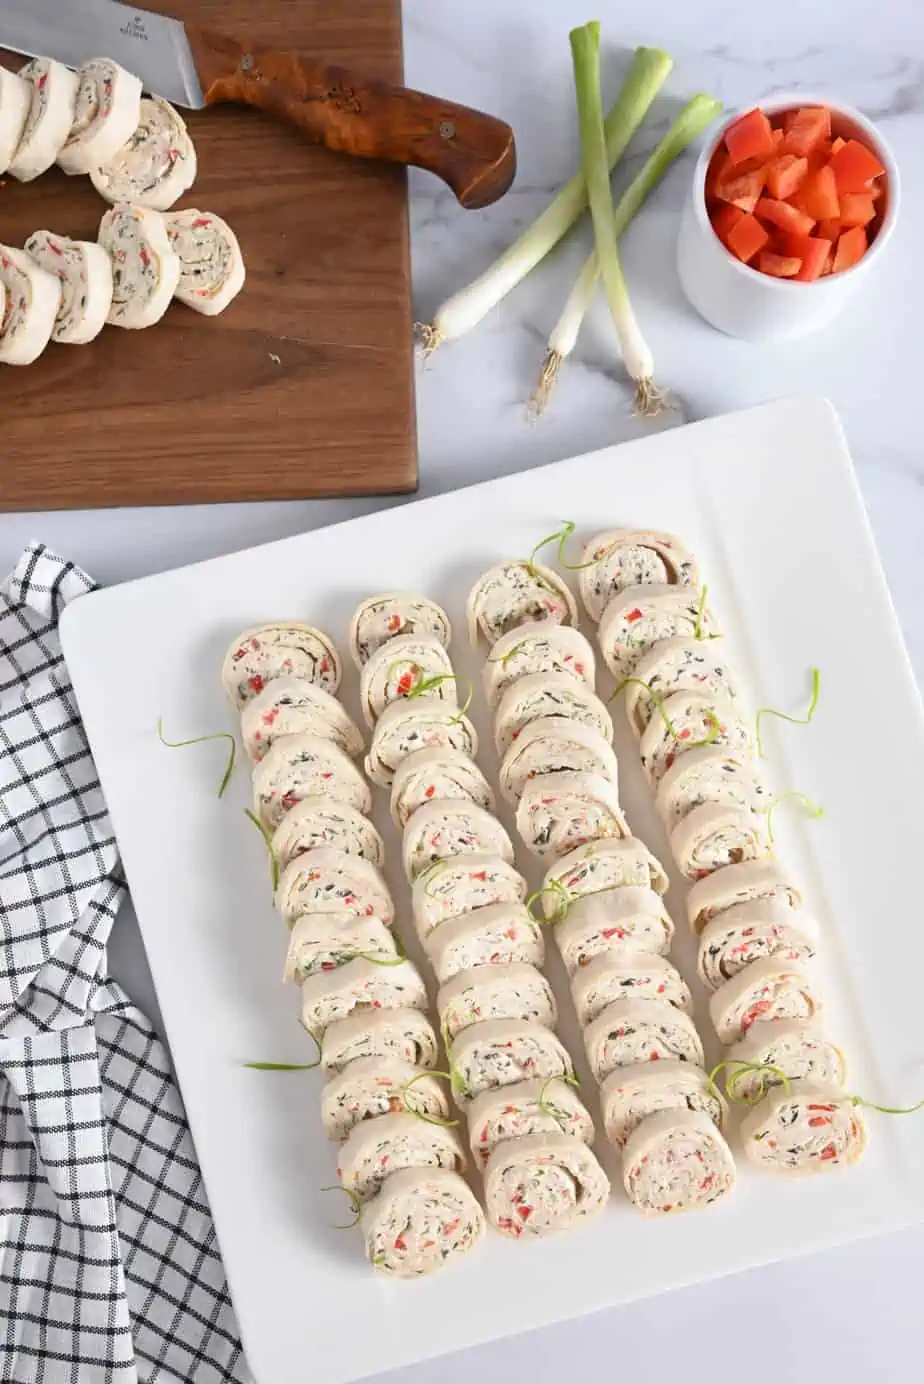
left=532, top=88, right=723, bottom=413
left=416, top=45, right=672, bottom=357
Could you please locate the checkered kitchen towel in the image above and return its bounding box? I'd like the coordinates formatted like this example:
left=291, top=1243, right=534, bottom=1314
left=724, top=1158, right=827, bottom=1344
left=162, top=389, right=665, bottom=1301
left=0, top=545, right=250, bottom=1384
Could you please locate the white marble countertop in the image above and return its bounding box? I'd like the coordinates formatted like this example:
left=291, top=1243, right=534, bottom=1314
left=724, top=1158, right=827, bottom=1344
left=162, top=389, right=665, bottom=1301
left=3, top=1, right=923, bottom=1380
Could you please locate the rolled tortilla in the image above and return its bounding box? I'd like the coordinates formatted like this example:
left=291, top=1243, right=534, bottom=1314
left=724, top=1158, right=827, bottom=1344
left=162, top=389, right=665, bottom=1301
left=498, top=717, right=621, bottom=806
left=276, top=848, right=393, bottom=928
left=283, top=914, right=397, bottom=984
left=57, top=59, right=142, bottom=175
left=402, top=800, right=514, bottom=881
left=390, top=747, right=494, bottom=829
left=363, top=1168, right=485, bottom=1278
left=7, top=59, right=78, bottom=182
left=494, top=672, right=613, bottom=756
left=253, top=733, right=371, bottom=829
left=272, top=798, right=384, bottom=873
left=300, top=958, right=427, bottom=1038
left=222, top=622, right=341, bottom=707
left=366, top=700, right=478, bottom=788
left=670, top=802, right=769, bottom=881
left=484, top=1132, right=609, bottom=1238
left=0, top=67, right=30, bottom=175
left=337, top=1112, right=465, bottom=1201
left=709, top=957, right=824, bottom=1045
left=91, top=95, right=196, bottom=210
left=516, top=770, right=630, bottom=862
left=349, top=592, right=451, bottom=668
left=601, top=1060, right=727, bottom=1150
left=739, top=1080, right=867, bottom=1175
left=623, top=636, right=739, bottom=739
left=98, top=204, right=181, bottom=330
left=687, top=860, right=803, bottom=936
left=540, top=838, right=669, bottom=917
left=726, top=1020, right=846, bottom=1103
left=638, top=692, right=750, bottom=787
left=425, top=903, right=545, bottom=985
left=578, top=529, right=700, bottom=623
left=623, top=1110, right=736, bottom=1215
left=320, top=1056, right=449, bottom=1141
left=598, top=584, right=719, bottom=681
left=556, top=887, right=675, bottom=974
left=697, top=901, right=819, bottom=991
left=0, top=247, right=60, bottom=366
left=359, top=633, right=457, bottom=729
left=321, top=1007, right=438, bottom=1075
left=467, top=559, right=578, bottom=646
left=468, top=1077, right=595, bottom=1169
left=655, top=745, right=767, bottom=831
left=23, top=231, right=113, bottom=346
left=437, top=963, right=557, bottom=1042
left=583, top=998, right=705, bottom=1083
left=571, top=953, right=692, bottom=1027
left=412, top=854, right=525, bottom=941
left=483, top=621, right=596, bottom=710
left=449, top=1018, right=574, bottom=1108
left=241, top=676, right=363, bottom=762
left=166, top=209, right=245, bottom=315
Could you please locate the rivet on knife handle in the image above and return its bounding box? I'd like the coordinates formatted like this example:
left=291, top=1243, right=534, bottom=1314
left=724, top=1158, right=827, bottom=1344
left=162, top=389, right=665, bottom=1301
left=187, top=27, right=517, bottom=210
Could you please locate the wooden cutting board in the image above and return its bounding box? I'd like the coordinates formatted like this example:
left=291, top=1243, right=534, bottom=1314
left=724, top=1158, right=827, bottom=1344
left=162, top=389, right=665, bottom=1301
left=0, top=0, right=416, bottom=510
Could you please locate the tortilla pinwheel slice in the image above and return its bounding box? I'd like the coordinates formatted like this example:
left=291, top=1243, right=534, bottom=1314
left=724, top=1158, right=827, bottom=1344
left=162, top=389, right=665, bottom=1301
left=98, top=203, right=181, bottom=330
left=366, top=699, right=478, bottom=789
left=91, top=94, right=196, bottom=209
left=655, top=745, right=767, bottom=831
left=349, top=592, right=451, bottom=668
left=363, top=1168, right=485, bottom=1278
left=670, top=802, right=769, bottom=881
left=283, top=914, right=397, bottom=983
left=241, top=676, right=363, bottom=762
left=571, top=953, right=692, bottom=1027
left=359, top=633, right=457, bottom=729
left=425, top=904, right=545, bottom=985
left=337, top=1112, right=465, bottom=1202
left=7, top=58, right=78, bottom=182
left=0, top=246, right=60, bottom=366
left=516, top=771, right=630, bottom=862
left=555, top=887, right=675, bottom=974
left=623, top=636, right=739, bottom=739
left=253, top=733, right=371, bottom=829
left=321, top=1007, right=439, bottom=1075
left=687, top=859, right=803, bottom=936
left=578, top=529, right=700, bottom=624
left=601, top=1060, right=727, bottom=1150
left=494, top=672, right=613, bottom=757
left=222, top=622, right=341, bottom=707
left=638, top=691, right=750, bottom=787
left=449, top=1018, right=575, bottom=1109
left=484, top=1132, right=609, bottom=1238
left=166, top=209, right=245, bottom=315
left=598, top=583, right=719, bottom=682
left=696, top=901, right=819, bottom=991
left=739, top=1080, right=867, bottom=1175
left=467, top=559, right=578, bottom=646
left=272, top=798, right=384, bottom=873
left=584, top=998, right=705, bottom=1083
left=467, top=1077, right=595, bottom=1169
left=540, top=838, right=669, bottom=917
left=57, top=58, right=142, bottom=175
left=725, top=1020, right=847, bottom=1103
left=275, top=848, right=393, bottom=928
left=483, top=621, right=596, bottom=710
left=320, top=1057, right=450, bottom=1142
left=437, top=963, right=557, bottom=1042
left=498, top=717, right=621, bottom=806
left=402, top=800, right=514, bottom=881
left=301, top=958, right=428, bottom=1038
left=412, top=855, right=526, bottom=942
left=390, top=747, right=494, bottom=829
left=623, top=1110, right=736, bottom=1215
left=23, top=231, right=113, bottom=346
left=0, top=67, right=30, bottom=175
left=709, top=957, right=824, bottom=1045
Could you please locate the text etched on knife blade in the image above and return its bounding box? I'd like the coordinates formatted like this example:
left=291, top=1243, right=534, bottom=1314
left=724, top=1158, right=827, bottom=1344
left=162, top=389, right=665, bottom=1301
left=119, top=15, right=150, bottom=43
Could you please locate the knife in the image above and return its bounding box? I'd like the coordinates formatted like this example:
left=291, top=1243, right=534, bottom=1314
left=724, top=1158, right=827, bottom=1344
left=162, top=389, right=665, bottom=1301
left=0, top=0, right=516, bottom=208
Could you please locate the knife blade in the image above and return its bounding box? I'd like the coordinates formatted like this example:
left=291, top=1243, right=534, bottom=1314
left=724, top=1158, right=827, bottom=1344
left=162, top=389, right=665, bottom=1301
left=0, top=0, right=516, bottom=208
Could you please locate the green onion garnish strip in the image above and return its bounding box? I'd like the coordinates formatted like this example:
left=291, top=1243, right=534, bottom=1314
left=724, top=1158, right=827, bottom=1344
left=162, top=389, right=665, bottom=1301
left=528, top=519, right=612, bottom=573
left=761, top=791, right=824, bottom=847
left=755, top=668, right=822, bottom=760
left=419, top=858, right=451, bottom=900
left=242, top=1021, right=323, bottom=1070
left=401, top=1070, right=460, bottom=1129
left=416, top=46, right=672, bottom=359
left=532, top=89, right=722, bottom=415
left=157, top=718, right=236, bottom=798
left=710, top=1060, right=924, bottom=1118
left=525, top=881, right=572, bottom=925
left=243, top=808, right=280, bottom=892
left=692, top=585, right=721, bottom=643
left=448, top=684, right=474, bottom=726
left=848, top=1093, right=924, bottom=1116
left=320, top=1184, right=363, bottom=1230
left=406, top=672, right=460, bottom=701
left=612, top=676, right=721, bottom=750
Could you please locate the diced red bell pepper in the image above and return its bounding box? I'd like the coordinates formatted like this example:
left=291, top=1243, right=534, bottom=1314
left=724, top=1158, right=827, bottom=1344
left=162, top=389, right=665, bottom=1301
left=829, top=138, right=885, bottom=193
left=798, top=166, right=840, bottom=220
left=782, top=106, right=831, bottom=157
left=784, top=234, right=832, bottom=281
left=765, top=154, right=808, bottom=200
left=705, top=149, right=731, bottom=203
left=758, top=251, right=802, bottom=278
left=838, top=192, right=875, bottom=227
left=830, top=136, right=846, bottom=155
left=725, top=108, right=776, bottom=165
left=771, top=127, right=785, bottom=150
left=725, top=212, right=770, bottom=264
left=710, top=202, right=746, bottom=244
left=831, top=225, right=868, bottom=273
left=715, top=165, right=767, bottom=213
left=754, top=197, right=815, bottom=237
left=816, top=217, right=842, bottom=243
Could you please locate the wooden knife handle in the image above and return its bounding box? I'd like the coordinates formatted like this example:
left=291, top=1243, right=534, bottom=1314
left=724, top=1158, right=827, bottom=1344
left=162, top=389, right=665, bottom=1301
left=187, top=27, right=516, bottom=209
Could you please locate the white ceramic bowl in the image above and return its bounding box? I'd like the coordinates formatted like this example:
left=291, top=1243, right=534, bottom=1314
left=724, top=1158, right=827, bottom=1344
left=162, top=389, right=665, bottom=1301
left=676, top=93, right=900, bottom=341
